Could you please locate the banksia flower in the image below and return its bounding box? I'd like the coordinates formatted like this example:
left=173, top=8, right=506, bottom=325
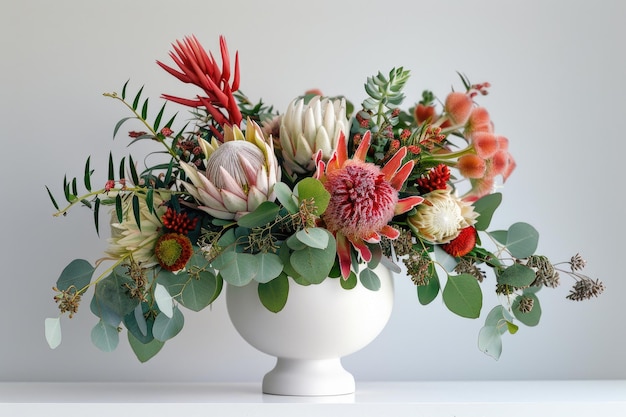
left=314, top=131, right=424, bottom=278
left=155, top=233, right=194, bottom=272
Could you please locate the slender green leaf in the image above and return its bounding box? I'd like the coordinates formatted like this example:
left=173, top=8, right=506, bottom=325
left=113, top=117, right=135, bottom=139
left=141, top=98, right=149, bottom=120
left=153, top=102, right=167, bottom=131
left=121, top=79, right=129, bottom=100
left=115, top=194, right=123, bottom=223
left=108, top=152, right=115, bottom=181
left=146, top=189, right=154, bottom=214
left=132, top=195, right=141, bottom=230
left=71, top=177, right=78, bottom=197
left=132, top=85, right=144, bottom=110
left=258, top=275, right=289, bottom=312
left=91, top=320, right=119, bottom=352
left=128, top=154, right=139, bottom=185
left=118, top=156, right=126, bottom=182
left=94, top=197, right=101, bottom=236
left=46, top=186, right=60, bottom=211
left=442, top=274, right=482, bottom=318
left=44, top=317, right=62, bottom=349
left=63, top=175, right=71, bottom=202
left=84, top=156, right=92, bottom=191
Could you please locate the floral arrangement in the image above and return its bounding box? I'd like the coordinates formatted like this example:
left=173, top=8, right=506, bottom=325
left=45, top=35, right=604, bottom=362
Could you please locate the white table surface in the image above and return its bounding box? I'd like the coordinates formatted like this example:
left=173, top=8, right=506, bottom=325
left=1, top=380, right=625, bottom=417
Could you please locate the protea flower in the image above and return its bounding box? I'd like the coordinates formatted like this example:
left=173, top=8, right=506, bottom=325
left=279, top=95, right=349, bottom=175
left=105, top=192, right=168, bottom=266
left=407, top=187, right=478, bottom=244
left=315, top=131, right=424, bottom=278
left=178, top=119, right=280, bottom=220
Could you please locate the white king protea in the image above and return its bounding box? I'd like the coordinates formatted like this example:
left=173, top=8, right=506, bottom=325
left=279, top=95, right=348, bottom=175
left=179, top=119, right=280, bottom=220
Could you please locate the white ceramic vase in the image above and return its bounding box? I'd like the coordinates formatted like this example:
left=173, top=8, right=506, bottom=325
left=225, top=263, right=394, bottom=396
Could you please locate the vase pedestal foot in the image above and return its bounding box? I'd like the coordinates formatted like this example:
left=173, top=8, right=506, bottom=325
left=262, top=357, right=355, bottom=396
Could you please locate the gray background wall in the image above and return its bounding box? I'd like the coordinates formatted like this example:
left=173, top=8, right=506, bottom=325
left=2, top=0, right=624, bottom=382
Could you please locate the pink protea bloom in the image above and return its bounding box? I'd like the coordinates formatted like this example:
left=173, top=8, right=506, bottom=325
left=315, top=131, right=424, bottom=279
left=445, top=92, right=473, bottom=126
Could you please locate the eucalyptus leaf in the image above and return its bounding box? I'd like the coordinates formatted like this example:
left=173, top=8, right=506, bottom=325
left=93, top=266, right=139, bottom=321
left=179, top=269, right=222, bottom=312
left=497, top=263, right=536, bottom=288
left=91, top=320, right=120, bottom=352
left=359, top=268, right=381, bottom=291
left=442, top=274, right=482, bottom=318
left=152, top=307, right=184, bottom=342
left=56, top=259, right=95, bottom=292
left=506, top=222, right=539, bottom=258
left=123, top=303, right=155, bottom=344
left=473, top=193, right=502, bottom=231
left=154, top=283, right=173, bottom=318
left=290, top=233, right=336, bottom=284
left=489, top=230, right=508, bottom=245
left=258, top=275, right=289, bottom=312
left=212, top=251, right=258, bottom=286
left=237, top=201, right=280, bottom=228
left=44, top=317, right=62, bottom=349
left=273, top=182, right=299, bottom=213
left=254, top=252, right=284, bottom=283
left=478, top=325, right=502, bottom=360
left=128, top=331, right=164, bottom=363
left=512, top=293, right=542, bottom=326
left=295, top=227, right=329, bottom=249
left=296, top=177, right=330, bottom=215
left=417, top=272, right=440, bottom=305
left=340, top=271, right=358, bottom=289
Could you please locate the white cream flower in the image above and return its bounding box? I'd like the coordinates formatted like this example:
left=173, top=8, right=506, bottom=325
left=279, top=95, right=348, bottom=175
left=105, top=192, right=168, bottom=266
left=408, top=187, right=478, bottom=244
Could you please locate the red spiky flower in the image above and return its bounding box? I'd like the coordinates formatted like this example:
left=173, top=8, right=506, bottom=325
left=157, top=35, right=242, bottom=138
left=315, top=131, right=424, bottom=279
left=161, top=207, right=199, bottom=235
left=416, top=164, right=450, bottom=194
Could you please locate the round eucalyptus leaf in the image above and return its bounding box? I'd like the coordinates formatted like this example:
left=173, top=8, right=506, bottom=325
left=442, top=274, right=482, bottom=319
left=152, top=307, right=185, bottom=342
left=91, top=320, right=119, bottom=352
left=478, top=325, right=502, bottom=360
left=506, top=222, right=539, bottom=258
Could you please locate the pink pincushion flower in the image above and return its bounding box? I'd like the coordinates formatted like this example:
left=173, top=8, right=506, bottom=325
left=465, top=107, right=493, bottom=135
left=471, top=132, right=499, bottom=159
left=315, top=131, right=424, bottom=278
left=445, top=92, right=473, bottom=126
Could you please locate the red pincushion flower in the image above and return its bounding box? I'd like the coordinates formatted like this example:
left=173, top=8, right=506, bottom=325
left=154, top=233, right=194, bottom=272
left=441, top=226, right=477, bottom=257
left=315, top=131, right=424, bottom=279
